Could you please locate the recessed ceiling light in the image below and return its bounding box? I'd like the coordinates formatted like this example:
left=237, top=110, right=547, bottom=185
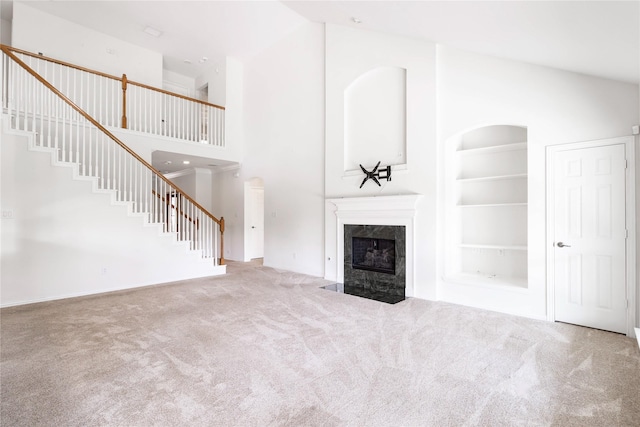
left=199, top=56, right=208, bottom=64
left=184, top=59, right=192, bottom=64
left=143, top=26, right=163, bottom=37
left=183, top=160, right=190, bottom=165
left=163, top=160, right=172, bottom=165
left=352, top=17, right=362, bottom=24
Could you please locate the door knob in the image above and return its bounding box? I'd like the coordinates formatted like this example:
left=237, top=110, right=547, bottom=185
left=557, top=241, right=571, bottom=248
left=251, top=226, right=256, bottom=229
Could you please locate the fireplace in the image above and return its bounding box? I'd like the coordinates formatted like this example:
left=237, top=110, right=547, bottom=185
left=339, top=224, right=406, bottom=303
left=325, top=194, right=421, bottom=301
left=351, top=237, right=396, bottom=275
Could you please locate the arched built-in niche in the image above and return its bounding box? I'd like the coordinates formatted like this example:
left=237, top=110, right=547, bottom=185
left=444, top=125, right=529, bottom=288
left=344, top=66, right=406, bottom=172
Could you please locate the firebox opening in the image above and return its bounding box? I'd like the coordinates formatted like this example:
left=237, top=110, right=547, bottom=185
left=351, top=237, right=396, bottom=275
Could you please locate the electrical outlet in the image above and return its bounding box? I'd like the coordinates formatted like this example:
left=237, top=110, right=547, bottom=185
left=100, top=267, right=108, bottom=275
left=2, top=210, right=14, bottom=219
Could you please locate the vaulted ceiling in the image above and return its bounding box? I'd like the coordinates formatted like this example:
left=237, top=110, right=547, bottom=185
left=2, top=1, right=639, bottom=84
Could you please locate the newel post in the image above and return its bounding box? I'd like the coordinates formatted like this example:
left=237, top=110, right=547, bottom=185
left=121, top=74, right=128, bottom=129
left=219, top=217, right=225, bottom=266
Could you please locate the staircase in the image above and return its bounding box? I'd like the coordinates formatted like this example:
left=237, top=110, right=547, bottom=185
left=1, top=45, right=226, bottom=307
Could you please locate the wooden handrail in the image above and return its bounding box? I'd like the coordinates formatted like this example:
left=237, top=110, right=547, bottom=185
left=127, top=80, right=225, bottom=110
left=3, top=45, right=122, bottom=81
left=1, top=45, right=223, bottom=229
left=0, top=44, right=225, bottom=110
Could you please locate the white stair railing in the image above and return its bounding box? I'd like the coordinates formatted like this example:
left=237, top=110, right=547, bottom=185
left=2, top=45, right=225, bottom=146
left=1, top=46, right=225, bottom=265
left=127, top=81, right=225, bottom=146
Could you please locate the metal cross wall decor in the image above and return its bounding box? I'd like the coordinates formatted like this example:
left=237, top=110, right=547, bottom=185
left=359, top=161, right=392, bottom=188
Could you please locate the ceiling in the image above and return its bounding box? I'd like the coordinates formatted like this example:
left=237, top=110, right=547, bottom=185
left=1, top=0, right=308, bottom=77
left=3, top=0, right=638, bottom=84
left=286, top=0, right=640, bottom=85
left=152, top=150, right=236, bottom=175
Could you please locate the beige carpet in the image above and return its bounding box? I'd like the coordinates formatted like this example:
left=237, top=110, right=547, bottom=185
left=1, top=260, right=639, bottom=426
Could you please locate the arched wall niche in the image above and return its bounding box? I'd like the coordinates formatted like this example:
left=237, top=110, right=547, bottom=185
left=344, top=66, right=407, bottom=172
left=442, top=123, right=529, bottom=289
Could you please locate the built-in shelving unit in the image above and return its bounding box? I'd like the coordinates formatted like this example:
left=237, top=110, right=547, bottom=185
left=445, top=125, right=528, bottom=288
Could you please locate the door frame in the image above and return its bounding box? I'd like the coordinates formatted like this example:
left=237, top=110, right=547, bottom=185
left=243, top=178, right=265, bottom=262
left=546, top=136, right=636, bottom=336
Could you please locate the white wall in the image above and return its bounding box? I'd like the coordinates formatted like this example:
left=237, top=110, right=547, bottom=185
left=167, top=172, right=196, bottom=199
left=164, top=168, right=213, bottom=212
left=207, top=57, right=244, bottom=262
left=12, top=2, right=162, bottom=86
left=437, top=45, right=639, bottom=319
left=237, top=22, right=325, bottom=275
left=223, top=57, right=244, bottom=162
left=211, top=168, right=245, bottom=262
left=324, top=24, right=438, bottom=299
left=194, top=169, right=213, bottom=212
left=195, top=59, right=227, bottom=107
left=0, top=129, right=222, bottom=307
left=205, top=56, right=245, bottom=262
left=163, top=70, right=196, bottom=97
left=1, top=18, right=11, bottom=45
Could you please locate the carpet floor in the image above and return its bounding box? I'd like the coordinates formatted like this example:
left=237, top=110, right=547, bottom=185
left=1, top=260, right=639, bottom=426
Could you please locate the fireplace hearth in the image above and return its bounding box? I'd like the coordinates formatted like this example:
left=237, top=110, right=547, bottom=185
left=322, top=283, right=405, bottom=304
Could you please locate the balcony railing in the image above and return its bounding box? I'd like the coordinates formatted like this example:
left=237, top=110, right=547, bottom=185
left=1, top=45, right=225, bottom=146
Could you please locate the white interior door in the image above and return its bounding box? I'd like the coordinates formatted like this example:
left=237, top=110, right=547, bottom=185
left=248, top=187, right=264, bottom=259
left=552, top=143, right=627, bottom=333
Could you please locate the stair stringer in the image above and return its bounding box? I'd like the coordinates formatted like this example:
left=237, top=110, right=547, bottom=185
left=1, top=122, right=225, bottom=308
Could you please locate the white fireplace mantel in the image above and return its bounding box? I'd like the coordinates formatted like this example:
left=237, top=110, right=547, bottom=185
left=326, top=194, right=421, bottom=297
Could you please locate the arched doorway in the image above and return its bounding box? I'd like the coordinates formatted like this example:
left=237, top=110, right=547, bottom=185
left=244, top=178, right=264, bottom=261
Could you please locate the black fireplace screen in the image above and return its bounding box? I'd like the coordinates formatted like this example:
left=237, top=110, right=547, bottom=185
left=351, top=237, right=396, bottom=275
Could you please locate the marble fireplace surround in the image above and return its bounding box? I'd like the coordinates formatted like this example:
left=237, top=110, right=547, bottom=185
left=328, top=195, right=421, bottom=297
left=345, top=224, right=406, bottom=296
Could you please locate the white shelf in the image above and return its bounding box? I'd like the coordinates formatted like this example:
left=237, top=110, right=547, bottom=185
left=447, top=272, right=528, bottom=289
left=457, top=203, right=527, bottom=208
left=457, top=142, right=527, bottom=156
left=448, top=126, right=529, bottom=291
left=456, top=173, right=527, bottom=183
left=459, top=244, right=527, bottom=251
